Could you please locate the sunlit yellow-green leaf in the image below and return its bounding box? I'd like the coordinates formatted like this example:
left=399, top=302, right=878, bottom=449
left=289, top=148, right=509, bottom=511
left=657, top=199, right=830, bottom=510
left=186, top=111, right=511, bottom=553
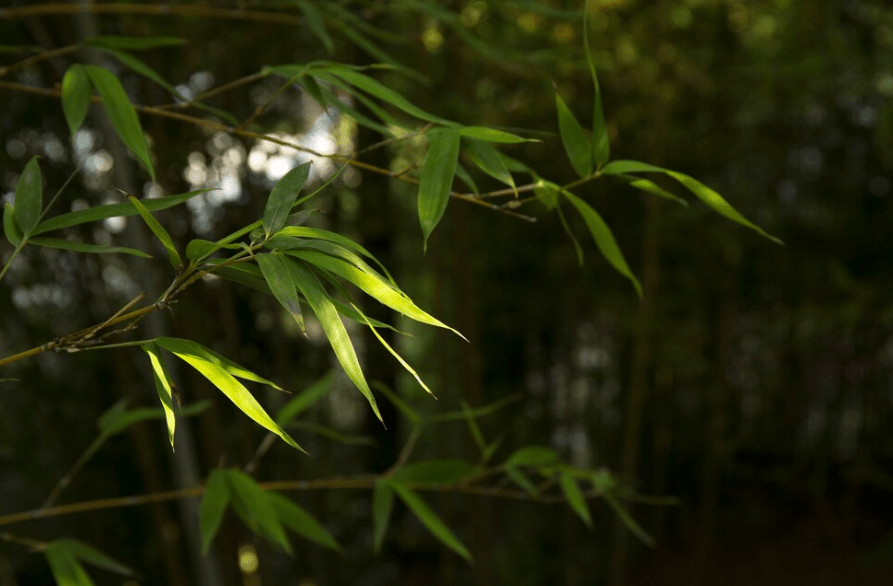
left=128, top=196, right=181, bottom=268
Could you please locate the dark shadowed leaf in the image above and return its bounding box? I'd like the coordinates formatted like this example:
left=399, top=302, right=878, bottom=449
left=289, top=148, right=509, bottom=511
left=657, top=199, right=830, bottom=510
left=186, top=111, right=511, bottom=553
left=263, top=162, right=311, bottom=237
left=372, top=481, right=394, bottom=553
left=30, top=237, right=152, bottom=258
left=61, top=64, right=92, bottom=135
left=391, top=460, right=476, bottom=485
left=583, top=6, right=609, bottom=167
left=276, top=371, right=334, bottom=426
left=50, top=539, right=135, bottom=577
left=257, top=252, right=306, bottom=333
left=463, top=138, right=515, bottom=192
left=268, top=491, right=342, bottom=551
left=502, top=446, right=559, bottom=468
left=14, top=156, right=42, bottom=235
left=389, top=482, right=473, bottom=562
left=199, top=469, right=230, bottom=553
left=84, top=36, right=185, bottom=50
left=297, top=1, right=334, bottom=54
left=559, top=472, right=592, bottom=527
left=225, top=470, right=292, bottom=554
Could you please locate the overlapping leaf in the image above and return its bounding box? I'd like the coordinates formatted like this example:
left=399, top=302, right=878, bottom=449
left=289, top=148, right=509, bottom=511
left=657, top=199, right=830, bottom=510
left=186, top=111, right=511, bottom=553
left=128, top=196, right=181, bottom=268
left=263, top=162, right=311, bottom=238
left=555, top=92, right=593, bottom=178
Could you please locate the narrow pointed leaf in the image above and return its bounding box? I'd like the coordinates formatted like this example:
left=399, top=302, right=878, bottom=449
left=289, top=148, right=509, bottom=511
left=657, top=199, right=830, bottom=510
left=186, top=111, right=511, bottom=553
left=33, top=189, right=211, bottom=235
left=372, top=481, right=394, bottom=553
left=271, top=231, right=396, bottom=285
left=506, top=467, right=538, bottom=495
left=418, top=128, right=461, bottom=249
left=389, top=482, right=473, bottom=562
left=29, top=237, right=152, bottom=258
left=284, top=258, right=382, bottom=422
left=225, top=470, right=292, bottom=554
left=3, top=202, right=22, bottom=245
left=297, top=1, right=334, bottom=54
left=257, top=253, right=306, bottom=333
left=276, top=371, right=334, bottom=426
left=143, top=343, right=176, bottom=448
left=83, top=65, right=154, bottom=179
left=324, top=65, right=438, bottom=119
left=559, top=472, right=592, bottom=527
left=556, top=201, right=584, bottom=265
left=391, top=460, right=476, bottom=485
left=185, top=238, right=239, bottom=262
left=128, top=196, right=181, bottom=268
left=162, top=343, right=302, bottom=451
left=604, top=491, right=655, bottom=547
left=453, top=162, right=479, bottom=195
left=460, top=400, right=486, bottom=454
left=264, top=162, right=312, bottom=237
left=154, top=337, right=287, bottom=388
left=614, top=174, right=687, bottom=206
left=583, top=7, right=609, bottom=167
left=14, top=156, right=42, bottom=235
left=562, top=190, right=642, bottom=297
left=268, top=491, right=342, bottom=551
left=372, top=381, right=419, bottom=425
left=602, top=160, right=782, bottom=244
left=502, top=446, right=559, bottom=468
left=463, top=138, right=515, bottom=191
left=459, top=126, right=531, bottom=143
left=351, top=302, right=434, bottom=396
left=287, top=249, right=462, bottom=338
left=555, top=92, right=593, bottom=178
left=61, top=64, right=92, bottom=135
left=84, top=36, right=185, bottom=50
left=535, top=180, right=559, bottom=210
left=52, top=539, right=135, bottom=577
left=199, top=469, right=230, bottom=553
left=44, top=546, right=94, bottom=586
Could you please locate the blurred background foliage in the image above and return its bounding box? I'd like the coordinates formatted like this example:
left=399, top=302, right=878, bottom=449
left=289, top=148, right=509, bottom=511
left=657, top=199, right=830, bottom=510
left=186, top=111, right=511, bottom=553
left=1, top=0, right=891, bottom=584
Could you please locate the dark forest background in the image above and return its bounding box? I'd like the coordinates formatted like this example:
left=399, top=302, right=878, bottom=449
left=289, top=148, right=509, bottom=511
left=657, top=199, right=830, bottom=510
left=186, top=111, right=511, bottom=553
left=1, top=1, right=891, bottom=585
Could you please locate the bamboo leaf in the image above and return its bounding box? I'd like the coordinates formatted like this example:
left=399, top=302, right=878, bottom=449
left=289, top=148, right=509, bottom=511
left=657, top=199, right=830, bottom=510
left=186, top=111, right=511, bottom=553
left=143, top=343, right=177, bottom=448
left=458, top=126, right=532, bottom=143
left=284, top=257, right=383, bottom=422
left=44, top=545, right=94, bottom=586
left=506, top=467, right=538, bottom=495
left=33, top=189, right=211, bottom=235
left=297, top=1, right=334, bottom=54
left=83, top=65, right=154, bottom=180
left=324, top=66, right=447, bottom=124
left=418, top=127, right=461, bottom=250
left=463, top=138, right=515, bottom=192
left=561, top=190, right=642, bottom=297
left=61, top=64, right=92, bottom=135
left=3, top=202, right=22, bottom=245
left=604, top=490, right=655, bottom=547
left=14, top=156, right=42, bottom=235
left=257, top=252, right=306, bottom=333
left=601, top=160, right=782, bottom=244
left=372, top=481, right=394, bottom=553
left=199, top=469, right=230, bottom=553
left=453, top=162, right=479, bottom=195
left=502, top=446, right=559, bottom=468
left=268, top=491, right=342, bottom=551
left=559, top=472, right=592, bottom=527
left=389, top=481, right=473, bottom=562
left=583, top=6, right=609, bottom=167
left=555, top=91, right=593, bottom=178
left=613, top=174, right=688, bottom=206
left=154, top=337, right=284, bottom=390
left=275, top=371, right=334, bottom=426
left=372, top=381, right=419, bottom=425
left=50, top=539, right=135, bottom=577
left=263, top=162, right=312, bottom=238
left=158, top=339, right=302, bottom=451
left=271, top=226, right=395, bottom=283
left=225, top=470, right=292, bottom=554
left=30, top=237, right=152, bottom=258
left=128, top=196, right=181, bottom=268
left=185, top=238, right=239, bottom=262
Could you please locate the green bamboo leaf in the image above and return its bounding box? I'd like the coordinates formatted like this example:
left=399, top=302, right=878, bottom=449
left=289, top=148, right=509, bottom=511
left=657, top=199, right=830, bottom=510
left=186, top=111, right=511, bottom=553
left=351, top=301, right=433, bottom=396
left=14, top=156, right=42, bottom=235
left=61, top=64, right=92, bottom=135
left=257, top=252, right=306, bottom=333
left=84, top=36, right=185, bottom=50
left=284, top=258, right=383, bottom=422
left=208, top=261, right=272, bottom=295
left=313, top=72, right=411, bottom=130
left=199, top=469, right=230, bottom=553
left=555, top=91, right=593, bottom=178
left=325, top=67, right=446, bottom=124
left=372, top=481, right=394, bottom=553
left=96, top=400, right=207, bottom=437
left=496, top=152, right=537, bottom=175
left=271, top=226, right=395, bottom=283
left=613, top=174, right=688, bottom=206
left=143, top=343, right=176, bottom=448
left=83, top=65, right=154, bottom=180
left=506, top=467, right=538, bottom=495
left=297, top=0, right=334, bottom=54
left=154, top=337, right=284, bottom=390
left=458, top=126, right=532, bottom=143
left=3, top=202, right=22, bottom=245
left=286, top=249, right=463, bottom=338
left=502, top=446, right=559, bottom=468
left=556, top=203, right=584, bottom=266
left=391, top=460, right=476, bottom=486
left=604, top=490, right=655, bottom=547
left=50, top=539, right=135, bottom=577
left=460, top=400, right=486, bottom=455
left=225, top=469, right=292, bottom=554
left=535, top=180, right=559, bottom=211
left=128, top=196, right=181, bottom=268
left=30, top=237, right=152, bottom=258
left=185, top=238, right=239, bottom=262
left=389, top=481, right=473, bottom=562
left=371, top=381, right=419, bottom=425
left=427, top=394, right=522, bottom=423
left=44, top=545, right=94, bottom=586
left=33, top=189, right=210, bottom=235
left=263, top=162, right=312, bottom=238
left=158, top=340, right=302, bottom=451
left=294, top=75, right=394, bottom=136
left=276, top=371, right=334, bottom=426
left=582, top=6, right=609, bottom=167
left=418, top=127, right=461, bottom=250
left=453, top=162, right=479, bottom=195
left=561, top=190, right=642, bottom=297
left=290, top=420, right=374, bottom=445
left=463, top=138, right=515, bottom=192
left=268, top=491, right=342, bottom=551
left=602, top=160, right=782, bottom=244
left=559, top=472, right=592, bottom=527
